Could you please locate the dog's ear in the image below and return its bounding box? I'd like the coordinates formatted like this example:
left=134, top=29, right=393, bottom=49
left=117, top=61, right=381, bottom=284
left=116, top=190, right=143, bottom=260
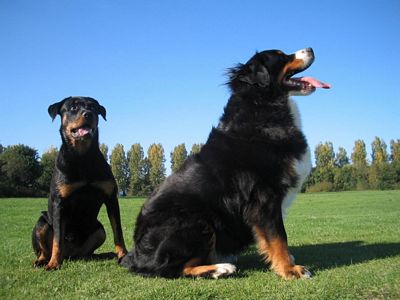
left=239, top=64, right=270, bottom=88
left=98, top=104, right=107, bottom=121
left=86, top=97, right=107, bottom=121
left=91, top=98, right=107, bottom=121
left=48, top=97, right=70, bottom=121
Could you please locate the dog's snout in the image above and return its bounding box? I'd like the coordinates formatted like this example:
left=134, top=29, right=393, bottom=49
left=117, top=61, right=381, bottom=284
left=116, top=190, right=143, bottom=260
left=296, top=48, right=314, bottom=58
left=294, top=48, right=315, bottom=65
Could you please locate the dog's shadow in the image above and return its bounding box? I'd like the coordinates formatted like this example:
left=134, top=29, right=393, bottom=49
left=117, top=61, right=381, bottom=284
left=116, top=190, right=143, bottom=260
left=237, top=241, right=400, bottom=273
left=67, top=252, right=117, bottom=262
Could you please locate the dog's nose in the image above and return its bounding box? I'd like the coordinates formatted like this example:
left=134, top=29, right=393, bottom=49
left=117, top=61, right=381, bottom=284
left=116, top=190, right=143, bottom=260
left=299, top=48, right=313, bottom=55
left=304, top=48, right=314, bottom=55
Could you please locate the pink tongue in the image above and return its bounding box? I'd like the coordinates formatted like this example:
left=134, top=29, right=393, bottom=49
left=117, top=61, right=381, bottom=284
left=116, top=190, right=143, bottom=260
left=298, top=76, right=331, bottom=89
left=78, top=128, right=90, bottom=136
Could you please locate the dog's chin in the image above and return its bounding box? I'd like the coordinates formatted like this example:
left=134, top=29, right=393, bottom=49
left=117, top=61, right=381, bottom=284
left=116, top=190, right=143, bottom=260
left=288, top=87, right=316, bottom=96
left=63, top=126, right=96, bottom=154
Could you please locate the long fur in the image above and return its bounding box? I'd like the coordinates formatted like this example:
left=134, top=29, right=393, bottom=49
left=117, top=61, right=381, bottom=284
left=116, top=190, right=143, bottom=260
left=121, top=50, right=312, bottom=279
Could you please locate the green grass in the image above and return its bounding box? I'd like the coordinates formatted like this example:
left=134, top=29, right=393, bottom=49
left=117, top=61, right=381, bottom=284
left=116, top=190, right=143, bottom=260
left=1, top=191, right=399, bottom=299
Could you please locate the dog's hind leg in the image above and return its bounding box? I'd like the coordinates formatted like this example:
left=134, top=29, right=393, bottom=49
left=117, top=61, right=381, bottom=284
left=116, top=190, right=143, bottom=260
left=182, top=230, right=237, bottom=279
left=66, top=221, right=106, bottom=258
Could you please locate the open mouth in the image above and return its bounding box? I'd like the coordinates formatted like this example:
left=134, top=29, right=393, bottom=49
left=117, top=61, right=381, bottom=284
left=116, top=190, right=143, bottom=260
left=70, top=126, right=94, bottom=139
left=282, top=49, right=331, bottom=94
left=284, top=75, right=331, bottom=90
left=283, top=76, right=331, bottom=95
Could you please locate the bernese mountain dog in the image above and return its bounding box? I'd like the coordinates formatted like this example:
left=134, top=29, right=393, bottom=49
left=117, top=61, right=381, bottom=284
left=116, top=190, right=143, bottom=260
left=121, top=48, right=330, bottom=279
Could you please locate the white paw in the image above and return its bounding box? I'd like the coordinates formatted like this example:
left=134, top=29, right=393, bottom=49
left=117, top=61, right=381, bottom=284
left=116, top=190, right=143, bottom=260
left=302, top=268, right=312, bottom=279
left=212, top=263, right=237, bottom=279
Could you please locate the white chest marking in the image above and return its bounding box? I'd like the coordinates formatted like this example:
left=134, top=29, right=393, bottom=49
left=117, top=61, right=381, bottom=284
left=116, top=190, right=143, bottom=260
left=281, top=99, right=312, bottom=218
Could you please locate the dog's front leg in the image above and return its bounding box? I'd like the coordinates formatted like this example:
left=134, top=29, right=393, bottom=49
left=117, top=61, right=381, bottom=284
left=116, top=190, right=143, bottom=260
left=45, top=200, right=64, bottom=270
left=105, top=193, right=127, bottom=260
left=252, top=202, right=311, bottom=279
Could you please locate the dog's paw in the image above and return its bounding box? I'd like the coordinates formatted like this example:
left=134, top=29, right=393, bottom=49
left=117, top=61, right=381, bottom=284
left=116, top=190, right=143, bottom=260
left=115, top=245, right=127, bottom=260
left=45, top=261, right=61, bottom=271
left=282, top=265, right=311, bottom=279
left=33, top=258, right=48, bottom=268
left=211, top=263, right=237, bottom=279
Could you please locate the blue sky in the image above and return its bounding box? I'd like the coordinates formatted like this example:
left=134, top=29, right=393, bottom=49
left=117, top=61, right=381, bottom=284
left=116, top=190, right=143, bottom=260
left=1, top=0, right=399, bottom=172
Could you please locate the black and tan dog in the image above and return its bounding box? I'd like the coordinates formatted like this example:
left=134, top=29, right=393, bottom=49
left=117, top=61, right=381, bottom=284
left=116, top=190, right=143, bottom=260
left=32, top=96, right=127, bottom=270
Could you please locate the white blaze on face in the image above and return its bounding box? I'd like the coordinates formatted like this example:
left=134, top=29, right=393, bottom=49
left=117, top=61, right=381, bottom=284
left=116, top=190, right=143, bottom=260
left=295, top=48, right=314, bottom=67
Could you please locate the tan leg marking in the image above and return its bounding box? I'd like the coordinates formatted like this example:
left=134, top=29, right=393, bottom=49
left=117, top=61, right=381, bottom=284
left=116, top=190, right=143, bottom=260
left=115, top=245, right=127, bottom=259
left=34, top=225, right=51, bottom=266
left=253, top=225, right=311, bottom=279
left=45, top=237, right=61, bottom=270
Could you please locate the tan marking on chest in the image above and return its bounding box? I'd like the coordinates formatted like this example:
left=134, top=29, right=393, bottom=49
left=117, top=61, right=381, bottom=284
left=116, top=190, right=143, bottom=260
left=91, top=180, right=116, bottom=196
left=58, top=181, right=87, bottom=198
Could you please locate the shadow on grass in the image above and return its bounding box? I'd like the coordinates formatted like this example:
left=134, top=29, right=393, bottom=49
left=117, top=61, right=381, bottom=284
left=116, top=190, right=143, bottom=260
left=68, top=252, right=117, bottom=261
left=237, top=241, right=400, bottom=272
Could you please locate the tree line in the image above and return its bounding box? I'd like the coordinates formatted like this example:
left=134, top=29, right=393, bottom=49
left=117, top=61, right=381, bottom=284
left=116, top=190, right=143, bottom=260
left=0, top=137, right=399, bottom=197
left=0, top=142, right=203, bottom=197
left=304, top=137, right=400, bottom=192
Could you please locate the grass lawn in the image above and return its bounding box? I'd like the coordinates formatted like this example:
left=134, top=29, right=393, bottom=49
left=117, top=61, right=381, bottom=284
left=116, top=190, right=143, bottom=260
left=0, top=190, right=399, bottom=299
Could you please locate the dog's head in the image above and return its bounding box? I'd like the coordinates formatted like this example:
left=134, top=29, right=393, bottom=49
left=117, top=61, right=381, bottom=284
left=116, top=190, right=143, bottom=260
left=48, top=96, right=106, bottom=153
left=228, top=48, right=330, bottom=96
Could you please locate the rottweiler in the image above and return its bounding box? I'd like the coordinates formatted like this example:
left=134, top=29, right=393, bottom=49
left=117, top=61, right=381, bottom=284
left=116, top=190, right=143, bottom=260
left=32, top=96, right=127, bottom=270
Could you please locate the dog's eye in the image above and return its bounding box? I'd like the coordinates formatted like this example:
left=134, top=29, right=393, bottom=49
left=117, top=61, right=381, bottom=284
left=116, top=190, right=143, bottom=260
left=70, top=105, right=78, bottom=111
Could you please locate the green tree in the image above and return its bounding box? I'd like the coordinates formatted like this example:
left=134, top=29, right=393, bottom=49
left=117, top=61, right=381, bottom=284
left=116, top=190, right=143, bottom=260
left=171, top=143, right=187, bottom=173
left=371, top=137, right=388, bottom=165
left=190, top=143, right=203, bottom=155
left=334, top=165, right=356, bottom=191
left=99, top=143, right=109, bottom=162
left=141, top=157, right=152, bottom=195
left=369, top=137, right=395, bottom=189
left=351, top=139, right=368, bottom=167
left=351, top=139, right=369, bottom=190
left=147, top=143, right=166, bottom=191
left=368, top=163, right=396, bottom=190
left=37, top=146, right=58, bottom=195
left=313, top=142, right=335, bottom=185
left=127, top=143, right=145, bottom=196
left=0, top=145, right=6, bottom=196
left=0, top=144, right=41, bottom=196
left=390, top=140, right=400, bottom=187
left=110, top=144, right=129, bottom=196
left=390, top=139, right=400, bottom=163
left=335, top=147, right=350, bottom=168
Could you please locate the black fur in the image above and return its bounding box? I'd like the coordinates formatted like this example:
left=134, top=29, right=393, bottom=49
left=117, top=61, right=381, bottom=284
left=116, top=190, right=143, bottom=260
left=122, top=49, right=314, bottom=279
left=32, top=96, right=126, bottom=270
